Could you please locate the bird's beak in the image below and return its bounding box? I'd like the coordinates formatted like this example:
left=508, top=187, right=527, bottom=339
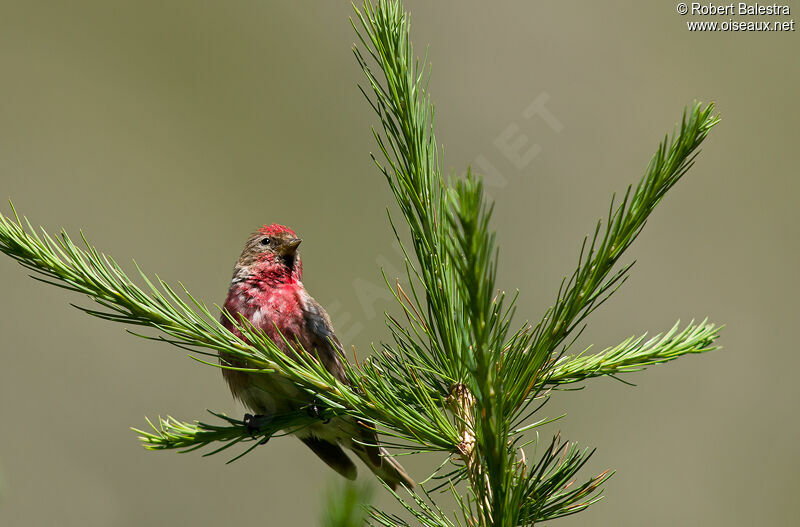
left=280, top=238, right=302, bottom=255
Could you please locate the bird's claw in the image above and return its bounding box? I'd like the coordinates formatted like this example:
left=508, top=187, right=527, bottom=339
left=243, top=413, right=271, bottom=445
left=306, top=400, right=331, bottom=424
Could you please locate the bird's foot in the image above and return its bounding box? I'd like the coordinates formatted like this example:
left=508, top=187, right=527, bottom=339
left=243, top=413, right=271, bottom=445
left=305, top=399, right=331, bottom=424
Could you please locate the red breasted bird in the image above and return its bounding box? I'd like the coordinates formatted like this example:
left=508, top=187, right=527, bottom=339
left=219, top=224, right=414, bottom=490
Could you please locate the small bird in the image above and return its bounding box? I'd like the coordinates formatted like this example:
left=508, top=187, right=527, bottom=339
left=219, top=224, right=414, bottom=490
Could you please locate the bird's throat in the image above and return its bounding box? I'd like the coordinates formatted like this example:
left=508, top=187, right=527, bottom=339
left=244, top=259, right=298, bottom=288
left=281, top=254, right=296, bottom=270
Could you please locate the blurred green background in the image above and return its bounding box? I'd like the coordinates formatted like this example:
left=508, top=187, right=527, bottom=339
left=1, top=1, right=798, bottom=525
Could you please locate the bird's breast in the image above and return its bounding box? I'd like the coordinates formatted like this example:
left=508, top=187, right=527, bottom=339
left=221, top=282, right=313, bottom=413
left=224, top=283, right=308, bottom=348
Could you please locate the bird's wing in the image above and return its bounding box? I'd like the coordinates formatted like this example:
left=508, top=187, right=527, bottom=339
left=302, top=294, right=383, bottom=467
left=301, top=295, right=349, bottom=384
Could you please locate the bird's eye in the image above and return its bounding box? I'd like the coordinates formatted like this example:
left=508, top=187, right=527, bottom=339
left=260, top=237, right=271, bottom=246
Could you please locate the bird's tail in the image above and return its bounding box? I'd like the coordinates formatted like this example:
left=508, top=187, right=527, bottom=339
left=354, top=446, right=415, bottom=491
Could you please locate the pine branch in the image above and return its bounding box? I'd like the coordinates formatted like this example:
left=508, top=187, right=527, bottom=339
left=0, top=204, right=460, bottom=453
left=503, top=102, right=720, bottom=418
left=368, top=486, right=459, bottom=527
left=517, top=436, right=612, bottom=522
left=543, top=320, right=720, bottom=387
left=133, top=411, right=326, bottom=461
left=541, top=101, right=718, bottom=350
left=351, top=2, right=721, bottom=526
left=353, top=0, right=476, bottom=388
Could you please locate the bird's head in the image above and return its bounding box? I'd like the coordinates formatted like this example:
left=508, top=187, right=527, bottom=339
left=236, top=224, right=303, bottom=282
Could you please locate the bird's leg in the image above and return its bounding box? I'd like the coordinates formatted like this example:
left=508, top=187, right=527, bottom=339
left=306, top=398, right=331, bottom=424
left=243, top=413, right=272, bottom=445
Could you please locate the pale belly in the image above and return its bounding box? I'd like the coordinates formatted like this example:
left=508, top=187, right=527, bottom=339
left=227, top=368, right=360, bottom=447
left=225, top=368, right=308, bottom=415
